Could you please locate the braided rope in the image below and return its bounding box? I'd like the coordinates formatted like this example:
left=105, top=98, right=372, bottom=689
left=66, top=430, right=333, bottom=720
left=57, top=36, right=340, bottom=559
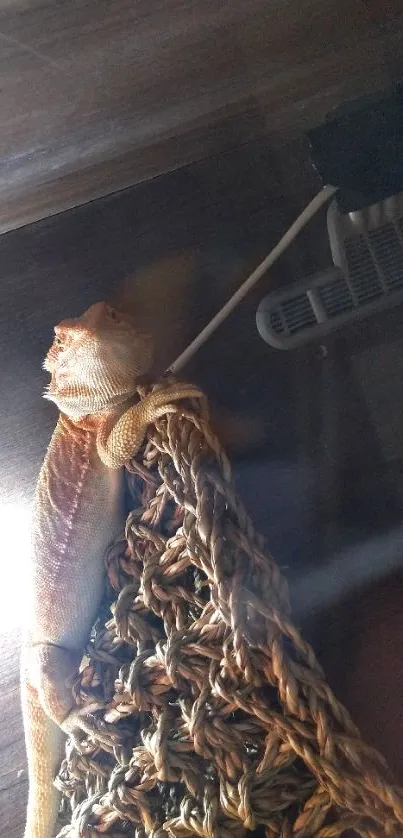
left=55, top=385, right=403, bottom=837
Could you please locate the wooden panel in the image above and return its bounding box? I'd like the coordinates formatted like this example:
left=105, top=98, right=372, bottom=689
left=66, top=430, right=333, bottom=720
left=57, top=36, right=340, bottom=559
left=0, top=0, right=402, bottom=229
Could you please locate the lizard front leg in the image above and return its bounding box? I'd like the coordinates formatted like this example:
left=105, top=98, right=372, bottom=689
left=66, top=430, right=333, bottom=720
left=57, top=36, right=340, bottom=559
left=22, top=641, right=116, bottom=838
left=22, top=643, right=80, bottom=838
left=96, top=383, right=205, bottom=468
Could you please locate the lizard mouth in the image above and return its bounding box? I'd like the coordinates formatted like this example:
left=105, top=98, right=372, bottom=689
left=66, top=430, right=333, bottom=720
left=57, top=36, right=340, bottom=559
left=47, top=371, right=61, bottom=393
left=47, top=366, right=78, bottom=398
left=50, top=364, right=69, bottom=388
left=45, top=373, right=56, bottom=394
left=45, top=372, right=71, bottom=403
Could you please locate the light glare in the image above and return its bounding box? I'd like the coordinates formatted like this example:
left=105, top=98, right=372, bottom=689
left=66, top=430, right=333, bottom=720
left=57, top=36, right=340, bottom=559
left=0, top=501, right=32, bottom=632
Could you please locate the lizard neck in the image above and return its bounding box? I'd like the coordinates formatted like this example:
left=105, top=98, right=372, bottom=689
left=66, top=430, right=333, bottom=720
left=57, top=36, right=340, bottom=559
left=58, top=400, right=132, bottom=435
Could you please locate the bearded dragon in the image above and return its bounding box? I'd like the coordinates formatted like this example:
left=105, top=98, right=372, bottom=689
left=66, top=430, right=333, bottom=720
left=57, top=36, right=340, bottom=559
left=21, top=301, right=203, bottom=838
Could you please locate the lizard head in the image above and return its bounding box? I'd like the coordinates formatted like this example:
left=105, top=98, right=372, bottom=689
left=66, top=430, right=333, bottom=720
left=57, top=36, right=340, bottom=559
left=43, top=301, right=154, bottom=419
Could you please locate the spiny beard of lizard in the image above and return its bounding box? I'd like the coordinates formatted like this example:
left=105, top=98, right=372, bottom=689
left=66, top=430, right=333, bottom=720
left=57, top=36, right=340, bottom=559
left=43, top=301, right=153, bottom=420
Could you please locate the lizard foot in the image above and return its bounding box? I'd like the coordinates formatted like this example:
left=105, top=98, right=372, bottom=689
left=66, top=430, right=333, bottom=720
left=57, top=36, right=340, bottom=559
left=97, top=381, right=207, bottom=468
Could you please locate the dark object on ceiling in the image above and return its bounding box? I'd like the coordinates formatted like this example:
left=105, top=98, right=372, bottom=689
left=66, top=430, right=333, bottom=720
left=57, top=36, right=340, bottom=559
left=307, top=82, right=403, bottom=212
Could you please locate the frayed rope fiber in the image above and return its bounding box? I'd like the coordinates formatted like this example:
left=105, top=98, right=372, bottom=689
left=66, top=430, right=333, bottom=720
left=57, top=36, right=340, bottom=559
left=55, top=383, right=403, bottom=838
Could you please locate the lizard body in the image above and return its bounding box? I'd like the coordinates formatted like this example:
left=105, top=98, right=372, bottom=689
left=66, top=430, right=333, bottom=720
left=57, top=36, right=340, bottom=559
left=21, top=301, right=203, bottom=838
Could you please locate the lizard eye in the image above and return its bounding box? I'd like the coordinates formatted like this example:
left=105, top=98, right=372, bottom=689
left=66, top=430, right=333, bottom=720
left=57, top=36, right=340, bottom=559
left=54, top=336, right=62, bottom=346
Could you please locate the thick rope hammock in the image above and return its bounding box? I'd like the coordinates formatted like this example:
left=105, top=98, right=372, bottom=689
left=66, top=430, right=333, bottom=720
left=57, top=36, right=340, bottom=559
left=54, top=384, right=403, bottom=838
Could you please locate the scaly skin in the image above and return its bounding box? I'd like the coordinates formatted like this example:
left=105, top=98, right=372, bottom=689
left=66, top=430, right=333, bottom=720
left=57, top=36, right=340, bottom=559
left=21, top=301, right=203, bottom=838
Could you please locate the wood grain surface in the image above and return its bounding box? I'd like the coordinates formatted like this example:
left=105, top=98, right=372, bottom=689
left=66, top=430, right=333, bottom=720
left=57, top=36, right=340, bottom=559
left=0, top=0, right=403, bottom=230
